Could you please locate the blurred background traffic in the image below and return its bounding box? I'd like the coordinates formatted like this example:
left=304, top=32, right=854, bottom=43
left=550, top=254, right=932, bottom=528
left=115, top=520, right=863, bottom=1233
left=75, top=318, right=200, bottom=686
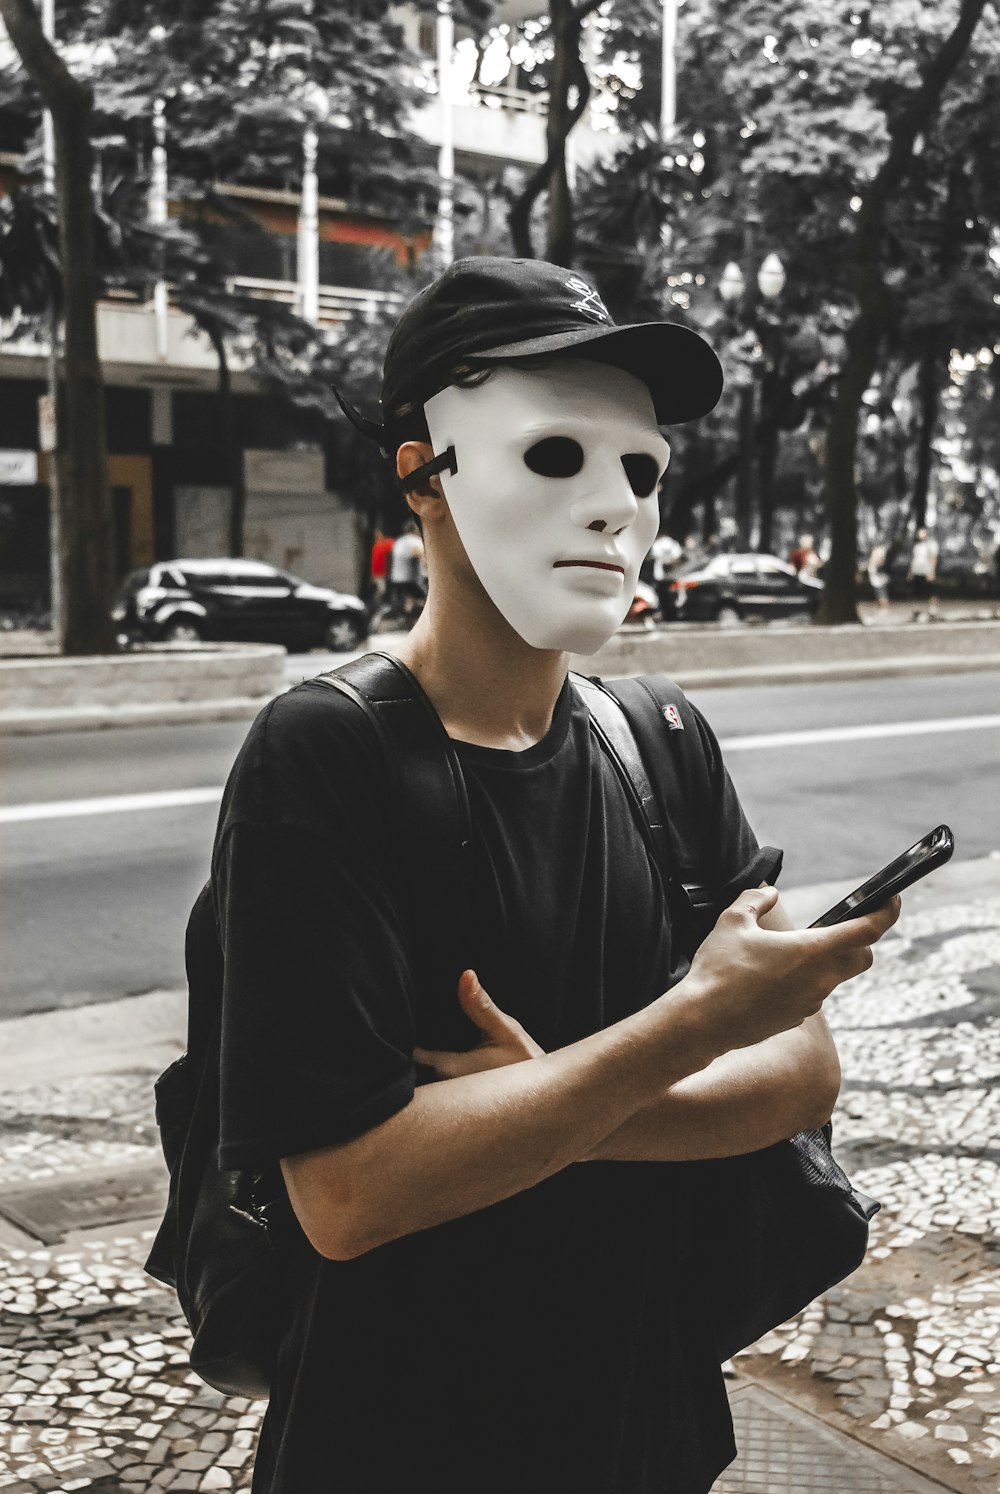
left=1, top=1, right=1000, bottom=656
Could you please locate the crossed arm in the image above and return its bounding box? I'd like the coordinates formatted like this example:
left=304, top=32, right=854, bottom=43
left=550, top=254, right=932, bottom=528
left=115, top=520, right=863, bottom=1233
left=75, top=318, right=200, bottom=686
left=413, top=897, right=841, bottom=1165
left=281, top=891, right=848, bottom=1260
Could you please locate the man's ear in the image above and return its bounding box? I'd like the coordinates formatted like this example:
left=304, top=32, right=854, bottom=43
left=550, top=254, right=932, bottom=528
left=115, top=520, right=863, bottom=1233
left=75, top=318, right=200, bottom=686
left=397, top=441, right=445, bottom=510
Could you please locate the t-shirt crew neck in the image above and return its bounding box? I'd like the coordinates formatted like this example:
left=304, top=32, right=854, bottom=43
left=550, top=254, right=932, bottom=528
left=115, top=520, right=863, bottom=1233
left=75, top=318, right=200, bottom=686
left=449, top=674, right=573, bottom=769
left=209, top=666, right=780, bottom=1494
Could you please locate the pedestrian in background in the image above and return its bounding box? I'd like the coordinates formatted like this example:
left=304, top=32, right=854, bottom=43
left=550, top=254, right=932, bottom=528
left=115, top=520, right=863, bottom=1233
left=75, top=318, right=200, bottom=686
left=649, top=531, right=683, bottom=614
left=369, top=528, right=393, bottom=604
left=789, top=532, right=821, bottom=578
left=387, top=517, right=425, bottom=618
left=867, top=541, right=890, bottom=612
left=908, top=526, right=939, bottom=619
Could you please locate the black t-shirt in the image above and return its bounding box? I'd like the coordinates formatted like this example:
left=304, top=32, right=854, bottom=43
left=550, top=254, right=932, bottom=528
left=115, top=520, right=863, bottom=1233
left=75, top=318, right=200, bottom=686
left=211, top=671, right=782, bottom=1494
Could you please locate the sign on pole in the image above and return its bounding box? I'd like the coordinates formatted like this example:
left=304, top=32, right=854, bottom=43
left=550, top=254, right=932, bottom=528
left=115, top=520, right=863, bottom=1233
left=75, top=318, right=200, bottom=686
left=38, top=394, right=57, bottom=453
left=0, top=450, right=39, bottom=485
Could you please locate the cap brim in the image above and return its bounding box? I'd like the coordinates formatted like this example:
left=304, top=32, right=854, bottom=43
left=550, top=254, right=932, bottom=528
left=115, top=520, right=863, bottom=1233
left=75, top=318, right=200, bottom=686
left=467, top=321, right=724, bottom=425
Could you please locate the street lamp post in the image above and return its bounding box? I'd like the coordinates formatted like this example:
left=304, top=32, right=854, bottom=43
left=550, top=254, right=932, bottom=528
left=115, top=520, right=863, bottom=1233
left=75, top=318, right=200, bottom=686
left=718, top=252, right=786, bottom=551
left=661, top=0, right=677, bottom=142
left=150, top=100, right=169, bottom=361
left=435, top=0, right=455, bottom=268
left=298, top=126, right=320, bottom=325
left=40, top=0, right=61, bottom=642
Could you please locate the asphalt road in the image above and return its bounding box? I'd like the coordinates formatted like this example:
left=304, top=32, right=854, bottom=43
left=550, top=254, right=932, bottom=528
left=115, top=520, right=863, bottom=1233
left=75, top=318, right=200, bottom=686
left=1, top=666, right=997, bottom=1016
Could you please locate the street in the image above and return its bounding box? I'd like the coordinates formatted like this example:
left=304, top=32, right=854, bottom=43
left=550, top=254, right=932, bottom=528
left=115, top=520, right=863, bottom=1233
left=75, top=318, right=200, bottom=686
left=1, top=666, right=998, bottom=1016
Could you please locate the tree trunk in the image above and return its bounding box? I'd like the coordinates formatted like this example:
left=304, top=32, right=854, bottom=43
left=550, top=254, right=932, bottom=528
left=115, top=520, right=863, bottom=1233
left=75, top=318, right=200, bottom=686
left=815, top=0, right=989, bottom=625
left=508, top=0, right=599, bottom=262
left=204, top=327, right=246, bottom=558
left=1, top=0, right=115, bottom=655
left=816, top=307, right=882, bottom=622
left=756, top=419, right=780, bottom=555
left=911, top=335, right=943, bottom=531
left=733, top=382, right=755, bottom=549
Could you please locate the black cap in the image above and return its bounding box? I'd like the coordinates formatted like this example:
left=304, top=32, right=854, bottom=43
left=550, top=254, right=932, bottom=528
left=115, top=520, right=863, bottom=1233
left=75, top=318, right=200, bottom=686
left=376, top=256, right=723, bottom=438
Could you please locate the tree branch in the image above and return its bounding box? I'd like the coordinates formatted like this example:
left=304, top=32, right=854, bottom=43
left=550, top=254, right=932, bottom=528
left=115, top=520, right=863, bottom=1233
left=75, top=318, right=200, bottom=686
left=0, top=0, right=90, bottom=111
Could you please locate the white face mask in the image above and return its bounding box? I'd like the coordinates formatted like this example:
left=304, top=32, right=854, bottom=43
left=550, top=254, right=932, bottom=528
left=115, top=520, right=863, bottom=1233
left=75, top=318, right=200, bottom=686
left=423, top=361, right=670, bottom=654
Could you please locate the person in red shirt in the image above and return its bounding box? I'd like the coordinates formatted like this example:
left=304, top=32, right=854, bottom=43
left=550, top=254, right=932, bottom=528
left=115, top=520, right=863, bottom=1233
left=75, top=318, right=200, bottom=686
left=369, top=529, right=394, bottom=603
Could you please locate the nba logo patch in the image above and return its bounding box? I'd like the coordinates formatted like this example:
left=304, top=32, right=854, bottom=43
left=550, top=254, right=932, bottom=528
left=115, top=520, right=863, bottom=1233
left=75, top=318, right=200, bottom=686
left=662, top=704, right=684, bottom=732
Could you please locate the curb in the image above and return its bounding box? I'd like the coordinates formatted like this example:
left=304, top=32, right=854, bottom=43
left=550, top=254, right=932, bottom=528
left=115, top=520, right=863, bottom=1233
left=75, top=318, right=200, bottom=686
left=0, top=696, right=273, bottom=735
left=3, top=651, right=1000, bottom=735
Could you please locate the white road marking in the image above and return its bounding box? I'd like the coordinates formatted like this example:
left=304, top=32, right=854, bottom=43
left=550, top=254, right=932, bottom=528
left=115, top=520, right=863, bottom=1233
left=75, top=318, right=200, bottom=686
left=2, top=714, right=998, bottom=824
left=0, top=787, right=223, bottom=824
left=718, top=714, right=1000, bottom=752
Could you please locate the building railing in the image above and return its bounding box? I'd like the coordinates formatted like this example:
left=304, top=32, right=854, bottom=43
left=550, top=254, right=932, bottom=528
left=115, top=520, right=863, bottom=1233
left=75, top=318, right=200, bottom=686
left=468, top=81, right=547, bottom=116
left=228, top=276, right=405, bottom=326
left=415, top=62, right=548, bottom=118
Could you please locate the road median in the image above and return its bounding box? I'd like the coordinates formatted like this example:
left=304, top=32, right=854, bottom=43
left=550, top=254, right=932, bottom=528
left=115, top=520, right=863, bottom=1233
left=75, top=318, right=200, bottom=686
left=1, top=621, right=998, bottom=734
left=0, top=642, right=285, bottom=735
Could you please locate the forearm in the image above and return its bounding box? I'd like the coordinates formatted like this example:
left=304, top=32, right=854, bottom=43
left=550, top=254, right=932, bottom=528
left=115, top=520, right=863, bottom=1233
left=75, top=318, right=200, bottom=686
left=283, top=985, right=715, bottom=1259
left=583, top=1012, right=841, bottom=1163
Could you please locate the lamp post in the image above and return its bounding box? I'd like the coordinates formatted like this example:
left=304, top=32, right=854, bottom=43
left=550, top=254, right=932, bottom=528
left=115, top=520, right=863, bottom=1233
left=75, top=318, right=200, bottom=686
left=39, top=0, right=61, bottom=642
left=150, top=99, right=169, bottom=361
left=718, top=251, right=786, bottom=550
left=298, top=125, right=320, bottom=325
left=435, top=0, right=455, bottom=267
left=661, top=0, right=677, bottom=142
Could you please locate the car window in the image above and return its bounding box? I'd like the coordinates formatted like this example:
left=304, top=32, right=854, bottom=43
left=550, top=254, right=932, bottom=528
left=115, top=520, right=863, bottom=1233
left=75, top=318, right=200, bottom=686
left=177, top=569, right=224, bottom=588
left=235, top=573, right=290, bottom=588
left=118, top=567, right=150, bottom=596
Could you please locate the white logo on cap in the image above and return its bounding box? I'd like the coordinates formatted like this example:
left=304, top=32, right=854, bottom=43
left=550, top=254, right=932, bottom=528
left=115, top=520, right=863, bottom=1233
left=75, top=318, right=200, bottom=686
left=566, top=275, right=610, bottom=323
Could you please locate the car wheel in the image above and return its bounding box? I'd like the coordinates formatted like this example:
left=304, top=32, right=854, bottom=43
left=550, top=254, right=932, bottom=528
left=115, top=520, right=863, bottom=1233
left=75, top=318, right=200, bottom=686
left=163, top=617, right=203, bottom=644
left=715, top=603, right=741, bottom=627
left=324, top=615, right=366, bottom=652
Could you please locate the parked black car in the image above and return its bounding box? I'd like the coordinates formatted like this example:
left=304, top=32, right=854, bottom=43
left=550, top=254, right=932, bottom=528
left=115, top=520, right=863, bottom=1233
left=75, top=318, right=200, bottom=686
left=112, top=558, right=369, bottom=651
left=662, top=552, right=824, bottom=624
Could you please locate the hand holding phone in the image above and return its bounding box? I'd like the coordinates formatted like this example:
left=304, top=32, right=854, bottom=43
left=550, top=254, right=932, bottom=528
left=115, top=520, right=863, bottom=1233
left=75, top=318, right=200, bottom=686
left=809, top=825, right=954, bottom=928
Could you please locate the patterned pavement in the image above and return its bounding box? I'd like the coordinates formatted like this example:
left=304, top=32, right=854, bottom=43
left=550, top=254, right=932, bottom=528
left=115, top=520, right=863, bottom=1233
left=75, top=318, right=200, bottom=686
left=1, top=868, right=998, bottom=1492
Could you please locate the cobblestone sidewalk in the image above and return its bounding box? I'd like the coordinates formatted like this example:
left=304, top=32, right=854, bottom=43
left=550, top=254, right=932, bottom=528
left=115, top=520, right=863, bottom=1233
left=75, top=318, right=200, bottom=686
left=1, top=872, right=998, bottom=1492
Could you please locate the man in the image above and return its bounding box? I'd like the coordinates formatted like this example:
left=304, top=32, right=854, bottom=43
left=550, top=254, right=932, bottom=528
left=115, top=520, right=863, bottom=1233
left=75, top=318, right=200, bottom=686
left=649, top=530, right=684, bottom=614
left=385, top=516, right=426, bottom=618
left=213, top=258, right=898, bottom=1493
left=908, top=525, right=939, bottom=617
left=788, top=532, right=821, bottom=578
left=368, top=527, right=393, bottom=604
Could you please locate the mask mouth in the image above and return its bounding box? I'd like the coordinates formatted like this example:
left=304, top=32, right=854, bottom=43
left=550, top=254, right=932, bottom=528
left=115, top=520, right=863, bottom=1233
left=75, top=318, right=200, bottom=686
left=553, top=557, right=626, bottom=575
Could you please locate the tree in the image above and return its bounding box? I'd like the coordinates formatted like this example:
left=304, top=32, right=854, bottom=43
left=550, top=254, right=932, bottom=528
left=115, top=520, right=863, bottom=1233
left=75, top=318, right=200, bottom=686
left=507, top=0, right=604, bottom=265
left=816, top=0, right=992, bottom=622
left=0, top=0, right=438, bottom=632
left=0, top=0, right=115, bottom=654
left=582, top=0, right=998, bottom=617
left=78, top=0, right=438, bottom=554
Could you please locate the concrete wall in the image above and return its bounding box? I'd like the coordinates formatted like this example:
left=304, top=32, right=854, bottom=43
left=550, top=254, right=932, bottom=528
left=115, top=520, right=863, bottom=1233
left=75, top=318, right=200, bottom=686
left=571, top=620, right=1000, bottom=680
left=173, top=487, right=364, bottom=595
left=0, top=644, right=286, bottom=733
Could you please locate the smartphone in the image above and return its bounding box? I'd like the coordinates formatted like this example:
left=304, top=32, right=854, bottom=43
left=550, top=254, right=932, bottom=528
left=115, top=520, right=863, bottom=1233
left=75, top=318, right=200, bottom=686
left=809, top=824, right=955, bottom=928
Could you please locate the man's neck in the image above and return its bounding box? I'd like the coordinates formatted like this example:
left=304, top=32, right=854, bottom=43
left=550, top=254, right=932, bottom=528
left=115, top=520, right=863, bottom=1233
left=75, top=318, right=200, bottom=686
left=393, top=593, right=569, bottom=752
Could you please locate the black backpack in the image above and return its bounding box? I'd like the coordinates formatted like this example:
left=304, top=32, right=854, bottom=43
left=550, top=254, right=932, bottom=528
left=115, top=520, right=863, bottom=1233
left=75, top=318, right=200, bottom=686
left=144, top=652, right=878, bottom=1396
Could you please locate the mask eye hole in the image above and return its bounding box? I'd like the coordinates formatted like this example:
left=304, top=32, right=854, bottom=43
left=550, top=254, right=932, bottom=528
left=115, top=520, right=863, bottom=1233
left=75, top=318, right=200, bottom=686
left=523, top=436, right=585, bottom=478
left=621, top=453, right=661, bottom=498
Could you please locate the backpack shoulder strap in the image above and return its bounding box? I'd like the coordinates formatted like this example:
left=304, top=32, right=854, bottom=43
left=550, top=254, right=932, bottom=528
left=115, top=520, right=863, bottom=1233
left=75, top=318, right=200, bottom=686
left=571, top=671, right=719, bottom=948
left=314, top=650, right=471, bottom=861
left=603, top=674, right=714, bottom=879
left=312, top=651, right=473, bottom=973
left=570, top=673, right=670, bottom=878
